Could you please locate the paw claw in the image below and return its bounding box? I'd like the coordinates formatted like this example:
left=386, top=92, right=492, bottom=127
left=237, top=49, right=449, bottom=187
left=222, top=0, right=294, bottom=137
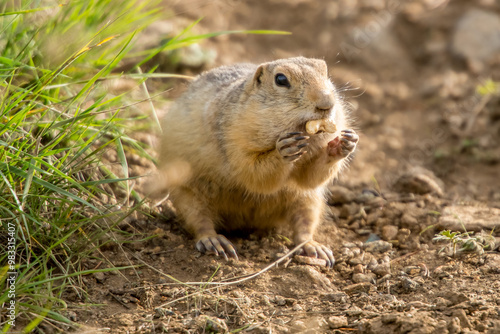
left=328, top=129, right=358, bottom=159
left=286, top=131, right=302, bottom=136
left=196, top=235, right=238, bottom=261
left=277, top=131, right=309, bottom=162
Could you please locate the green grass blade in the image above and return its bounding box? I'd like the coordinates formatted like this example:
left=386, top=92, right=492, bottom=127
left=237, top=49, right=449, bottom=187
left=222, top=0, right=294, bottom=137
left=0, top=163, right=100, bottom=212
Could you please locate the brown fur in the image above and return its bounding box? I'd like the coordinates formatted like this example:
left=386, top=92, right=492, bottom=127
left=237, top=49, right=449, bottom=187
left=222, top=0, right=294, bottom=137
left=155, top=57, right=355, bottom=261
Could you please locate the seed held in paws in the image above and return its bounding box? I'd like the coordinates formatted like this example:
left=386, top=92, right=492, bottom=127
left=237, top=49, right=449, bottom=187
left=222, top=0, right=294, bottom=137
left=305, top=118, right=337, bottom=135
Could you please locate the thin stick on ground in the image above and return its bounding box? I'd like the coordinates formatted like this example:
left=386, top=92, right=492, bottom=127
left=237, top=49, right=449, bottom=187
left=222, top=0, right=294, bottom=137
left=127, top=239, right=312, bottom=308
left=131, top=239, right=311, bottom=287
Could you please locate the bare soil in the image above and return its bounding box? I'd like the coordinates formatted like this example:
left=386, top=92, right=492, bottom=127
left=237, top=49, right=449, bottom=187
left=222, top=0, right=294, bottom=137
left=67, top=1, right=500, bottom=333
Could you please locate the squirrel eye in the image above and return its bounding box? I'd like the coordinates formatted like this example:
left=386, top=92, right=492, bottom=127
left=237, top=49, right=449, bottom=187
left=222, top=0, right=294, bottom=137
left=275, top=73, right=290, bottom=88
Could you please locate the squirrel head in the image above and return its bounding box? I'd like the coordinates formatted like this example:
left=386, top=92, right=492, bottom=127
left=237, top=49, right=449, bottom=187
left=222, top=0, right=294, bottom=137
left=243, top=57, right=340, bottom=137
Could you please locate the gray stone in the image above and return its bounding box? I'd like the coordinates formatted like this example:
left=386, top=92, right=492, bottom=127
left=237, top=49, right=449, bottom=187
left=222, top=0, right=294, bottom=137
left=371, top=262, right=391, bottom=277
left=352, top=272, right=377, bottom=283
left=451, top=9, right=500, bottom=71
left=437, top=205, right=500, bottom=232
left=328, top=185, right=356, bottom=204
left=92, top=272, right=105, bottom=283
left=400, top=277, right=419, bottom=292
left=273, top=295, right=287, bottom=306
left=482, top=254, right=500, bottom=274
left=394, top=168, right=444, bottom=196
left=364, top=240, right=393, bottom=253
left=322, top=292, right=349, bottom=303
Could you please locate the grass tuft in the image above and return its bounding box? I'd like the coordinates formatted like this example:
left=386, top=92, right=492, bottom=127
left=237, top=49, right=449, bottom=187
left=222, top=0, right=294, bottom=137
left=0, top=1, right=164, bottom=331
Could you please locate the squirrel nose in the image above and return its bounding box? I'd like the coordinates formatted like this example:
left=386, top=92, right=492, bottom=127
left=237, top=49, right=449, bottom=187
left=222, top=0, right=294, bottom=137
left=315, top=93, right=335, bottom=113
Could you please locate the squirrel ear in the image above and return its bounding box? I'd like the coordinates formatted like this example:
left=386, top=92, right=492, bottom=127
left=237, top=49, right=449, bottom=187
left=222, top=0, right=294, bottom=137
left=252, top=65, right=265, bottom=86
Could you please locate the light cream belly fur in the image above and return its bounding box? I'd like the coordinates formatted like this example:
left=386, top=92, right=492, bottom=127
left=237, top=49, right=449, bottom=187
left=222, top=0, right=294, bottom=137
left=174, top=177, right=323, bottom=233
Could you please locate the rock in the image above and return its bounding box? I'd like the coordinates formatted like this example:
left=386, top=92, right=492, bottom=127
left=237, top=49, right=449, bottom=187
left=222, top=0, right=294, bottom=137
left=93, top=272, right=105, bottom=283
left=342, top=22, right=415, bottom=79
left=400, top=214, right=418, bottom=228
left=291, top=317, right=327, bottom=332
left=400, top=277, right=419, bottom=292
left=451, top=9, right=500, bottom=71
left=364, top=240, right=393, bottom=253
left=352, top=272, right=377, bottom=283
left=393, top=168, right=444, bottom=196
left=343, top=282, right=374, bottom=295
left=440, top=291, right=469, bottom=306
left=437, top=205, right=500, bottom=232
left=328, top=316, right=348, bottom=329
left=371, top=262, right=391, bottom=277
left=273, top=295, right=287, bottom=306
left=481, top=254, right=500, bottom=274
left=435, top=297, right=453, bottom=311
left=348, top=252, right=374, bottom=266
left=322, top=292, right=349, bottom=303
left=406, top=301, right=433, bottom=310
left=290, top=266, right=332, bottom=290
left=132, top=21, right=216, bottom=71
left=397, top=228, right=412, bottom=245
left=174, top=43, right=217, bottom=69
left=337, top=247, right=355, bottom=262
left=494, top=237, right=500, bottom=251
left=365, top=233, right=381, bottom=243
left=355, top=189, right=383, bottom=204
left=294, top=255, right=328, bottom=267
left=381, top=225, right=399, bottom=241
left=340, top=203, right=361, bottom=218
left=328, top=185, right=356, bottom=204
left=352, top=264, right=364, bottom=274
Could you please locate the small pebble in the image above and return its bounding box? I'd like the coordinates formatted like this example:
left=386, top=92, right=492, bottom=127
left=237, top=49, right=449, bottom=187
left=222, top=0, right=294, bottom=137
left=343, top=282, right=374, bottom=294
left=381, top=225, right=399, bottom=241
left=364, top=240, right=393, bottom=253
left=352, top=272, right=376, bottom=283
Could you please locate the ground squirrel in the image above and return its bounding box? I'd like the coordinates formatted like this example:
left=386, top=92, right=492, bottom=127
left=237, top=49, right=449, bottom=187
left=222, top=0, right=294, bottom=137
left=155, top=57, right=358, bottom=267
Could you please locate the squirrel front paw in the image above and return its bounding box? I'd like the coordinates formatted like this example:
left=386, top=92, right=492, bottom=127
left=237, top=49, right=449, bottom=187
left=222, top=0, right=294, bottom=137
left=327, top=129, right=359, bottom=160
left=299, top=240, right=335, bottom=268
left=277, top=131, right=310, bottom=162
left=196, top=234, right=239, bottom=261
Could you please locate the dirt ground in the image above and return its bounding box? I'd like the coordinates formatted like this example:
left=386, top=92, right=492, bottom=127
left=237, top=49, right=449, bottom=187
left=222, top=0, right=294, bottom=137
left=67, top=1, right=500, bottom=333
